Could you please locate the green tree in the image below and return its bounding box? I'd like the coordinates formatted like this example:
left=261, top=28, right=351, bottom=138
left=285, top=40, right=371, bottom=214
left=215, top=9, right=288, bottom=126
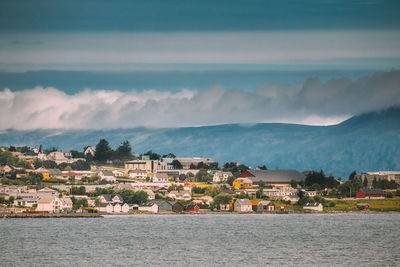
left=226, top=176, right=235, bottom=186
left=42, top=160, right=57, bottom=169
left=213, top=194, right=232, bottom=205
left=70, top=150, right=84, bottom=158
left=171, top=160, right=183, bottom=169
left=290, top=179, right=298, bottom=188
left=94, top=139, right=113, bottom=162
left=348, top=171, right=357, bottom=181
left=363, top=177, right=368, bottom=187
left=115, top=141, right=133, bottom=160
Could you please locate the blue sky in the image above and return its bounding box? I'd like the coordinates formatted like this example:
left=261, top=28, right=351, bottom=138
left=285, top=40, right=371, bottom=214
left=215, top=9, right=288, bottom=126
left=0, top=0, right=399, bottom=129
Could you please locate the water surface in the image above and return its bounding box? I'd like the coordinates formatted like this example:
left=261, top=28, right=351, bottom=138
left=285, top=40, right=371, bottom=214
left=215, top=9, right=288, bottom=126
left=1, top=214, right=399, bottom=266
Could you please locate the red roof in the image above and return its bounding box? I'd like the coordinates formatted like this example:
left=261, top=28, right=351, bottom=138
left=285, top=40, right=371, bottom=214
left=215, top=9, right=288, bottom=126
left=238, top=170, right=255, bottom=178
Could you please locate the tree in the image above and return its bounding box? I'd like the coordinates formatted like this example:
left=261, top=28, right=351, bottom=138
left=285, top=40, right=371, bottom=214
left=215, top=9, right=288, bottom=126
left=213, top=194, right=232, bottom=205
left=205, top=186, right=221, bottom=197
left=70, top=160, right=90, bottom=170
left=119, top=189, right=148, bottom=204
left=142, top=150, right=160, bottom=160
left=348, top=171, right=357, bottom=181
left=257, top=165, right=267, bottom=170
left=372, top=177, right=377, bottom=188
left=290, top=179, right=298, bottom=189
left=70, top=150, right=84, bottom=158
left=226, top=176, right=235, bottom=186
left=115, top=141, right=133, bottom=160
left=363, top=177, right=368, bottom=187
left=171, top=160, right=183, bottom=169
left=71, top=186, right=86, bottom=195
left=94, top=139, right=113, bottom=162
left=42, top=160, right=57, bottom=169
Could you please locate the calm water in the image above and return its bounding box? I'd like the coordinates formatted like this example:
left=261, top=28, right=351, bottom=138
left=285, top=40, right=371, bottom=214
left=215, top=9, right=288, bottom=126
left=1, top=214, right=399, bottom=266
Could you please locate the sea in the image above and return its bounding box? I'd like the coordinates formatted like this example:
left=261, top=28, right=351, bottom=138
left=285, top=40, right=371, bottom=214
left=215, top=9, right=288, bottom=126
left=1, top=214, right=399, bottom=266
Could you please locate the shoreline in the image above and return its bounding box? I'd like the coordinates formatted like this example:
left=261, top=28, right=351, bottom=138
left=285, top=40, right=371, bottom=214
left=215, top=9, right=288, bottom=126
left=2, top=210, right=400, bottom=218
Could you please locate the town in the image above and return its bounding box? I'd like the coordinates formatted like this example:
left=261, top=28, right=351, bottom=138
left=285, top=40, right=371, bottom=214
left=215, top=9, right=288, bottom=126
left=1, top=139, right=400, bottom=217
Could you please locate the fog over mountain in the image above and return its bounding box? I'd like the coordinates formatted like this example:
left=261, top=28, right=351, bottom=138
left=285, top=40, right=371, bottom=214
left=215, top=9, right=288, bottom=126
left=1, top=107, right=399, bottom=179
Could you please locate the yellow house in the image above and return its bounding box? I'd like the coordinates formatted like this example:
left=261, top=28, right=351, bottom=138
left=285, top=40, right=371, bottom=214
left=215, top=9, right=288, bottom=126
left=232, top=178, right=253, bottom=189
left=41, top=171, right=50, bottom=180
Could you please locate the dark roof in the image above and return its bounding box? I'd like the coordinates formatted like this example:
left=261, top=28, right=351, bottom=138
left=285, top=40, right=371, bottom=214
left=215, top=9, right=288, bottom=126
left=95, top=203, right=110, bottom=207
left=360, top=188, right=385, bottom=195
left=240, top=169, right=305, bottom=183
left=101, top=194, right=112, bottom=202
left=101, top=170, right=114, bottom=176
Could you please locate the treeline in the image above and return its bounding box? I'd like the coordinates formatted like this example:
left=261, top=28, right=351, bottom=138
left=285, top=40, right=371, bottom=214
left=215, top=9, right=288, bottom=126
left=33, top=159, right=90, bottom=171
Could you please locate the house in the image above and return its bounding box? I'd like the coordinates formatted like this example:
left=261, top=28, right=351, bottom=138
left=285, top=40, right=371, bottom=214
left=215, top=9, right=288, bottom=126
left=113, top=203, right=122, bottom=213
left=129, top=170, right=147, bottom=179
left=234, top=199, right=253, bottom=213
left=98, top=194, right=124, bottom=204
left=356, top=188, right=386, bottom=199
left=172, top=202, right=185, bottom=213
left=37, top=187, right=58, bottom=196
left=95, top=203, right=114, bottom=213
left=238, top=169, right=305, bottom=187
left=150, top=200, right=174, bottom=212
left=167, top=190, right=192, bottom=201
left=98, top=170, right=116, bottom=182
left=36, top=195, right=62, bottom=213
left=232, top=178, right=253, bottom=189
left=213, top=171, right=233, bottom=183
left=153, top=173, right=169, bottom=183
left=282, top=195, right=299, bottom=204
left=139, top=203, right=159, bottom=213
left=84, top=146, right=96, bottom=157
left=13, top=193, right=39, bottom=207
left=186, top=204, right=200, bottom=212
left=199, top=196, right=213, bottom=205
left=303, top=203, right=323, bottom=212
left=252, top=202, right=264, bottom=213
left=60, top=197, right=73, bottom=211
left=305, top=190, right=317, bottom=197
left=219, top=203, right=230, bottom=211
left=125, top=159, right=163, bottom=173
left=135, top=188, right=155, bottom=200
left=259, top=200, right=275, bottom=212
left=161, top=157, right=215, bottom=170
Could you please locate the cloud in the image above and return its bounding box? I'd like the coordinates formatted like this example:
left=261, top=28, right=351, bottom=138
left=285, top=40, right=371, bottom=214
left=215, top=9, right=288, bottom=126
left=1, top=31, right=400, bottom=68
left=0, top=70, right=399, bottom=130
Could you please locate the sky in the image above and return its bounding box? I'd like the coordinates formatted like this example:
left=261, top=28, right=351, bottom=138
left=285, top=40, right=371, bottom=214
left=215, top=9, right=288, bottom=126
left=0, top=0, right=400, bottom=129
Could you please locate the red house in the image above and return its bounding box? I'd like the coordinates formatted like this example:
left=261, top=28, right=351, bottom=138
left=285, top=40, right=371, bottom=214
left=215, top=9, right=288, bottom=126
left=186, top=204, right=200, bottom=212
left=356, top=188, right=385, bottom=199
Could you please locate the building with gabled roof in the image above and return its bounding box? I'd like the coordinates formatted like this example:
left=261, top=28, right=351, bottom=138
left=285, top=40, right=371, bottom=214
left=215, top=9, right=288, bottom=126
left=238, top=169, right=305, bottom=187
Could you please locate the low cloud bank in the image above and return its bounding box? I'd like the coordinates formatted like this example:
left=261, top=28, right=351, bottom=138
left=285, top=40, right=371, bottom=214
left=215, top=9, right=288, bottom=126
left=0, top=70, right=399, bottom=130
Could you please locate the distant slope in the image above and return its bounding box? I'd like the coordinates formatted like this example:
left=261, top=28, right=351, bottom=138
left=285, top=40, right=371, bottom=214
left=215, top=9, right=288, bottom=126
left=1, top=107, right=399, bottom=178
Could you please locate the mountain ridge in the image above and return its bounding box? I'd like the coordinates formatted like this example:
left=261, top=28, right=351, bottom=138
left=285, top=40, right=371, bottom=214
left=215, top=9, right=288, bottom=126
left=1, top=107, right=399, bottom=178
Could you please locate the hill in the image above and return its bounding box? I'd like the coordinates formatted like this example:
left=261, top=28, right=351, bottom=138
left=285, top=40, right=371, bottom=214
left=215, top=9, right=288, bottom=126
left=1, top=107, right=399, bottom=178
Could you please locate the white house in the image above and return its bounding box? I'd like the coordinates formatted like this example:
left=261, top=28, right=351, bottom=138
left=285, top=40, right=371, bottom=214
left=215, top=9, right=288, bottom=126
left=113, top=203, right=122, bottom=213
left=167, top=190, right=192, bottom=201
left=36, top=195, right=62, bottom=213
left=234, top=199, right=252, bottom=213
left=213, top=171, right=233, bottom=183
left=139, top=203, right=158, bottom=213
left=37, top=187, right=58, bottom=196
left=129, top=170, right=148, bottom=179
left=153, top=173, right=169, bottom=183
left=98, top=170, right=116, bottom=182
left=303, top=203, right=323, bottom=212
left=98, top=194, right=123, bottom=204
left=121, top=203, right=130, bottom=213
left=84, top=146, right=96, bottom=157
